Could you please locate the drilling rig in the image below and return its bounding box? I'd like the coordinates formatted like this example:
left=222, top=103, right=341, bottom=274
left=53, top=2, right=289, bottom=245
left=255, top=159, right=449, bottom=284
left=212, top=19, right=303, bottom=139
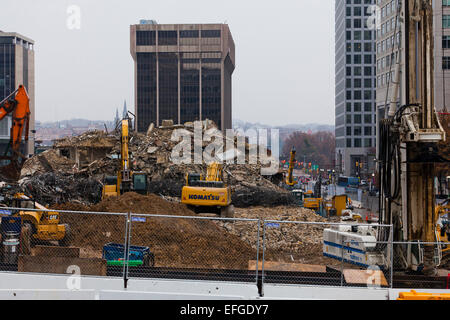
left=323, top=0, right=448, bottom=273
left=378, top=0, right=447, bottom=273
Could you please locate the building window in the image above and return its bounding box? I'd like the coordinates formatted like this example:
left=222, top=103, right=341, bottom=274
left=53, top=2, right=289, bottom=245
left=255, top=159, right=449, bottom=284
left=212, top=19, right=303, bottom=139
left=354, top=126, right=362, bottom=136
left=180, top=30, right=199, bottom=38
left=136, top=31, right=156, bottom=46
left=443, top=35, right=450, bottom=49
left=158, top=31, right=177, bottom=45
left=364, top=126, right=372, bottom=136
left=354, top=114, right=362, bottom=123
left=347, top=43, right=352, bottom=52
left=346, top=114, right=352, bottom=124
left=346, top=67, right=352, bottom=76
left=201, top=30, right=221, bottom=38
left=443, top=57, right=450, bottom=70
left=354, top=138, right=362, bottom=147
left=443, top=15, right=450, bottom=28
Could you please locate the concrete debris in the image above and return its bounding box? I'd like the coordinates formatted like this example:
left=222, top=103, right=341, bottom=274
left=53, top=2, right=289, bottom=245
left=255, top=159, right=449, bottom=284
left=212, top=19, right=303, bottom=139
left=20, top=172, right=102, bottom=206
left=215, top=206, right=337, bottom=265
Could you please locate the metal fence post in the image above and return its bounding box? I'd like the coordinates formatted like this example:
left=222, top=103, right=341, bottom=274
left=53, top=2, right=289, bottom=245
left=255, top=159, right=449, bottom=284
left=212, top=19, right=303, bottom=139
left=255, top=219, right=261, bottom=287
left=390, top=226, right=394, bottom=288
left=122, top=212, right=130, bottom=288
left=260, top=221, right=267, bottom=297
left=123, top=212, right=132, bottom=289
left=341, top=237, right=345, bottom=287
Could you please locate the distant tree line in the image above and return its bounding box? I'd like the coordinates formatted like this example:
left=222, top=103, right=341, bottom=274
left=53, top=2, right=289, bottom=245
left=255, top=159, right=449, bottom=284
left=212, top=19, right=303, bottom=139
left=282, top=131, right=335, bottom=170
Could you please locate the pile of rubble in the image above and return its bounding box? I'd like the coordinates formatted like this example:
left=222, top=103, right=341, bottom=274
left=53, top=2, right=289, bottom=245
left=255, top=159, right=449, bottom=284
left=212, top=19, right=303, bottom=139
left=18, top=120, right=295, bottom=207
left=52, top=192, right=257, bottom=269
left=215, top=206, right=336, bottom=265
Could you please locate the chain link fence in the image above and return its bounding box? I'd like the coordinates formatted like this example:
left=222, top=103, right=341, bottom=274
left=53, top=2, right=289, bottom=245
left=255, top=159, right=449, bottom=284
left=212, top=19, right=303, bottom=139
left=1, top=206, right=450, bottom=291
left=0, top=207, right=127, bottom=277
left=391, top=241, right=450, bottom=289
left=260, top=220, right=393, bottom=289
left=126, top=214, right=261, bottom=284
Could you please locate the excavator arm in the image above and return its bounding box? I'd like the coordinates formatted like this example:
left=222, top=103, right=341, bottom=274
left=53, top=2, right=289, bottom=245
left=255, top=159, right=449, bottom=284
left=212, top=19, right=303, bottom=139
left=0, top=85, right=31, bottom=181
left=285, top=147, right=297, bottom=186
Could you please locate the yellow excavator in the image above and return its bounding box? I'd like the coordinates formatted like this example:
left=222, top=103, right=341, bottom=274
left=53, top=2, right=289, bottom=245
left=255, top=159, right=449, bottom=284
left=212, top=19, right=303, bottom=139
left=102, top=118, right=148, bottom=199
left=181, top=162, right=234, bottom=217
left=285, top=147, right=297, bottom=188
left=0, top=86, right=69, bottom=248
left=303, top=176, right=323, bottom=212
left=5, top=193, right=69, bottom=249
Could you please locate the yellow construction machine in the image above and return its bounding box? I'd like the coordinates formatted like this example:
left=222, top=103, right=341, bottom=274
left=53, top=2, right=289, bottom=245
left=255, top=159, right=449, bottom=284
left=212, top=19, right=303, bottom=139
left=303, top=190, right=322, bottom=211
left=323, top=194, right=350, bottom=217
left=303, top=176, right=323, bottom=211
left=102, top=118, right=148, bottom=199
left=181, top=162, right=234, bottom=217
left=7, top=193, right=69, bottom=248
left=435, top=200, right=450, bottom=265
left=285, top=147, right=297, bottom=188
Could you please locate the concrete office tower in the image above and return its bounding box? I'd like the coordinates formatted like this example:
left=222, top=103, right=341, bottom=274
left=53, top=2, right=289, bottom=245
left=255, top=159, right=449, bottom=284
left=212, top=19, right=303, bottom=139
left=374, top=0, right=401, bottom=162
left=434, top=0, right=450, bottom=112
left=130, top=22, right=235, bottom=132
left=0, top=31, right=35, bottom=156
left=335, top=0, right=377, bottom=178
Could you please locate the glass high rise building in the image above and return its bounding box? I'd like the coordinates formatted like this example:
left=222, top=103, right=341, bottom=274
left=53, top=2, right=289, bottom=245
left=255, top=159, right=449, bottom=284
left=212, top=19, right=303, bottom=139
left=0, top=31, right=35, bottom=156
left=335, top=0, right=377, bottom=178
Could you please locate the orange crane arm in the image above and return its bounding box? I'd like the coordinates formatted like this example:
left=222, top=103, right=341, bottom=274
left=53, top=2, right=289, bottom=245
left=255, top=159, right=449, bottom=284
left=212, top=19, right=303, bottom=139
left=0, top=85, right=31, bottom=180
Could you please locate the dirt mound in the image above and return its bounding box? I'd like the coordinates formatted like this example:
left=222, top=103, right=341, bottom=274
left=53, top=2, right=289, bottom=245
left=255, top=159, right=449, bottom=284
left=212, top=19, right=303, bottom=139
left=52, top=192, right=257, bottom=269
left=56, top=192, right=194, bottom=216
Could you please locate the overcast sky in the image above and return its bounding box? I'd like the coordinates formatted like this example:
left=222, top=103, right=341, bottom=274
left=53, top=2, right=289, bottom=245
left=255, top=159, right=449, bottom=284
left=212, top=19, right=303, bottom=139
left=1, top=0, right=335, bottom=126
